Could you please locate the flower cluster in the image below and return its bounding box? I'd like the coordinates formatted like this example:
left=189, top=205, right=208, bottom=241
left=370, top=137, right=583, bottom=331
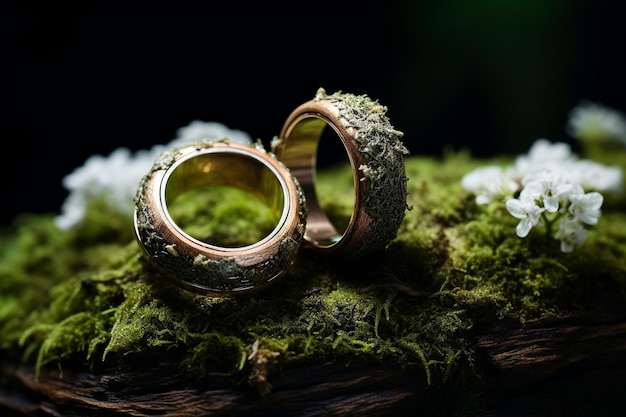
left=505, top=175, right=603, bottom=252
left=461, top=139, right=622, bottom=252
left=55, top=121, right=252, bottom=230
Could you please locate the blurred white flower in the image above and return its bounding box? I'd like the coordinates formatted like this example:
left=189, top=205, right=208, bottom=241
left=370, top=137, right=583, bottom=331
left=55, top=121, right=252, bottom=230
left=554, top=218, right=588, bottom=253
left=169, top=120, right=252, bottom=149
left=567, top=101, right=626, bottom=146
left=511, top=139, right=575, bottom=180
left=54, top=147, right=158, bottom=230
left=566, top=160, right=623, bottom=194
left=525, top=138, right=573, bottom=163
left=460, top=166, right=518, bottom=205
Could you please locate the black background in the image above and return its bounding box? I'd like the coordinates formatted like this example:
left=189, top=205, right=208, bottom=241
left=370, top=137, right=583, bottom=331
left=3, top=2, right=626, bottom=225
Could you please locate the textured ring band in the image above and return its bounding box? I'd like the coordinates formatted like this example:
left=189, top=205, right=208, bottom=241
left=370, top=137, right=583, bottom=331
left=274, top=88, right=409, bottom=258
left=134, top=141, right=306, bottom=296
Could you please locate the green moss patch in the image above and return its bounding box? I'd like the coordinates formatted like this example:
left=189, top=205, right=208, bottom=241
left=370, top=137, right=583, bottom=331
left=1, top=149, right=625, bottom=392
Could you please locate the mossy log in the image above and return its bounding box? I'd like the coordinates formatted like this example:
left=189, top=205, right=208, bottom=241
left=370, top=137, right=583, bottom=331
left=2, top=293, right=624, bottom=416
left=1, top=149, right=625, bottom=417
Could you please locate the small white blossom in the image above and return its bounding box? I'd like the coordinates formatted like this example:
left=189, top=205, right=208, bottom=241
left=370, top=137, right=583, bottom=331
left=567, top=101, right=626, bottom=146
left=512, top=139, right=575, bottom=180
left=505, top=187, right=546, bottom=238
left=516, top=157, right=622, bottom=196
left=460, top=166, right=518, bottom=205
left=55, top=147, right=157, bottom=230
left=567, top=160, right=623, bottom=194
left=568, top=190, right=603, bottom=225
left=554, top=218, right=588, bottom=253
left=169, top=120, right=252, bottom=148
left=521, top=170, right=576, bottom=213
left=55, top=121, right=252, bottom=230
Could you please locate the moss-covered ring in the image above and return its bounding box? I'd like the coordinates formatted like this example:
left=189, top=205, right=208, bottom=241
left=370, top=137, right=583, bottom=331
left=134, top=141, right=307, bottom=296
left=274, top=88, right=409, bottom=258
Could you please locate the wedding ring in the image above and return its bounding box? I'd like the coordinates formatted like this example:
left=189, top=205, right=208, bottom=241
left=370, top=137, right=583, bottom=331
left=134, top=140, right=306, bottom=296
left=274, top=88, right=409, bottom=259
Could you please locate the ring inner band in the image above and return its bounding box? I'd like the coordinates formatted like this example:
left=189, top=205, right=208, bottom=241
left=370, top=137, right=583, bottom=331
left=281, top=116, right=351, bottom=246
left=163, top=150, right=286, bottom=248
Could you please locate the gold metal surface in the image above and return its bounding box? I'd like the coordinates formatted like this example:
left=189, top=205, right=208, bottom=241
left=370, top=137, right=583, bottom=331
left=278, top=108, right=363, bottom=249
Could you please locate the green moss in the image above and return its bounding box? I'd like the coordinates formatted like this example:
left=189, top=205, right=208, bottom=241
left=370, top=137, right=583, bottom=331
left=168, top=185, right=279, bottom=247
left=1, top=148, right=625, bottom=392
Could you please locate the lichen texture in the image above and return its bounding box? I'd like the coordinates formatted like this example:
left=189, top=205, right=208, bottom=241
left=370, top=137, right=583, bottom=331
left=310, top=88, right=410, bottom=258
left=1, top=125, right=625, bottom=403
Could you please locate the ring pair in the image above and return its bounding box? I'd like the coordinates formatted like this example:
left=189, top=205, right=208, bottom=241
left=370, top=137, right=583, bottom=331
left=134, top=88, right=409, bottom=296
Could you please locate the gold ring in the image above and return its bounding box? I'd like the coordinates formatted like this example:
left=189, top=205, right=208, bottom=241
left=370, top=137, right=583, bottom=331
left=134, top=141, right=306, bottom=296
left=274, top=88, right=409, bottom=258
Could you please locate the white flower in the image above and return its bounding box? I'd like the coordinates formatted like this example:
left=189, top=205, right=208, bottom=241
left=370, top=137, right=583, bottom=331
left=55, top=147, right=157, bottom=230
left=169, top=120, right=252, bottom=148
left=512, top=139, right=623, bottom=196
left=568, top=191, right=603, bottom=225
left=567, top=101, right=626, bottom=146
left=526, top=138, right=573, bottom=162
left=521, top=169, right=577, bottom=213
left=512, top=139, right=575, bottom=180
left=554, top=218, right=588, bottom=253
left=567, top=160, right=623, bottom=194
left=55, top=121, right=252, bottom=230
left=505, top=187, right=546, bottom=238
left=460, top=166, right=518, bottom=205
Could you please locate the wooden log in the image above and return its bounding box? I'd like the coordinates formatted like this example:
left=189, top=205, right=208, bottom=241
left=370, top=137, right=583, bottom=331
left=475, top=295, right=626, bottom=416
left=2, top=296, right=625, bottom=416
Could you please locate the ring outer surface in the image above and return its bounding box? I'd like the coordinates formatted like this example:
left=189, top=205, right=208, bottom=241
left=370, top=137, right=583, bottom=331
left=275, top=88, right=409, bottom=259
left=134, top=140, right=307, bottom=297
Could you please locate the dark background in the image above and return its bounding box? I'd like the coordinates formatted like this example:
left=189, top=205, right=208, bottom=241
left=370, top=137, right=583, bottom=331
left=3, top=2, right=626, bottom=225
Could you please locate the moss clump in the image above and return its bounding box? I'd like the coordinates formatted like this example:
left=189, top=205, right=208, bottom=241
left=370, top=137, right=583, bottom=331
left=169, top=185, right=280, bottom=247
left=1, top=147, right=625, bottom=395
